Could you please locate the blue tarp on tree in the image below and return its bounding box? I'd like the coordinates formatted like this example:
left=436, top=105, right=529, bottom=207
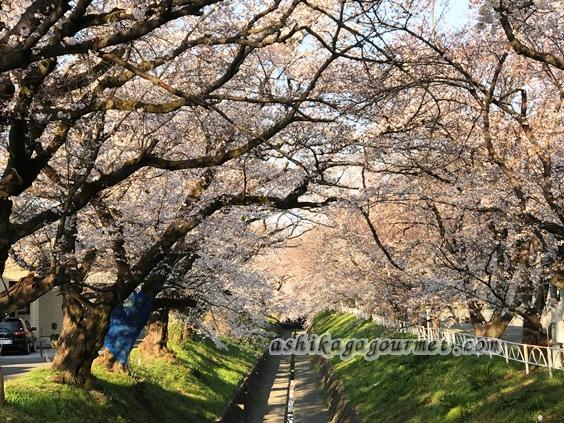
left=103, top=291, right=153, bottom=365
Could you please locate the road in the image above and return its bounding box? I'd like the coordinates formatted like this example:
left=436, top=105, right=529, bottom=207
left=0, top=350, right=54, bottom=379
left=450, top=323, right=523, bottom=343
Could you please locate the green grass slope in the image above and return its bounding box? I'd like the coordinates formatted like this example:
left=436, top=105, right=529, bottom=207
left=312, top=311, right=564, bottom=423
left=0, top=335, right=259, bottom=423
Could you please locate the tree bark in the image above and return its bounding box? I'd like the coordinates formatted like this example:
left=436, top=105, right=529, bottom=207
left=468, top=304, right=512, bottom=338
left=521, top=314, right=548, bottom=346
left=51, top=292, right=111, bottom=388
left=139, top=308, right=174, bottom=359
left=0, top=198, right=12, bottom=276
left=181, top=322, right=194, bottom=343
left=550, top=245, right=564, bottom=289
left=0, top=272, right=59, bottom=316
left=0, top=365, right=4, bottom=407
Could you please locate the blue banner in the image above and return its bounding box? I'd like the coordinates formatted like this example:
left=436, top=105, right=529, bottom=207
left=103, top=291, right=153, bottom=365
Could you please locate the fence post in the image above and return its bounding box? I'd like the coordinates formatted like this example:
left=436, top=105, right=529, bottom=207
left=504, top=343, right=509, bottom=364
left=39, top=327, right=43, bottom=358
left=548, top=348, right=553, bottom=378
left=368, top=314, right=564, bottom=375
left=524, top=345, right=529, bottom=375
left=555, top=349, right=563, bottom=369
left=489, top=339, right=493, bottom=360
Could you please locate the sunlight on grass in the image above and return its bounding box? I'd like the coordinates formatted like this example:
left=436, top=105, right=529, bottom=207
left=312, top=312, right=564, bottom=423
left=0, top=334, right=260, bottom=423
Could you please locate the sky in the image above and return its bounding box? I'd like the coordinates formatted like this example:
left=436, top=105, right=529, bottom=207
left=440, top=0, right=476, bottom=29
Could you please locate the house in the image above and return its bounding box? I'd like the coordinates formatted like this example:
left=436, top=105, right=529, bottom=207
left=2, top=260, right=63, bottom=346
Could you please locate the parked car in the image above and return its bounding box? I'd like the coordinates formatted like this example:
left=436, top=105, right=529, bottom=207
left=0, top=317, right=37, bottom=354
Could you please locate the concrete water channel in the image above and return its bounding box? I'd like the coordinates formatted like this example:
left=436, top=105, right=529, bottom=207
left=242, top=354, right=329, bottom=422
left=224, top=329, right=330, bottom=423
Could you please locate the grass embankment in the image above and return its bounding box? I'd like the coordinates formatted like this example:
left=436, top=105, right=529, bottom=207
left=0, top=332, right=260, bottom=423
left=312, top=311, right=564, bottom=423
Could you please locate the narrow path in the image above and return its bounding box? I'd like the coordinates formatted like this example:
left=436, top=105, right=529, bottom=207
left=293, top=355, right=329, bottom=423
left=243, top=332, right=329, bottom=422
left=242, top=354, right=289, bottom=422
left=262, top=355, right=290, bottom=422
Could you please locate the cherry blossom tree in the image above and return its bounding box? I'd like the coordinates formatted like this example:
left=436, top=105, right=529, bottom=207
left=0, top=0, right=359, bottom=317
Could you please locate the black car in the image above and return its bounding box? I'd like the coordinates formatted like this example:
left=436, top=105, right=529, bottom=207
left=0, top=317, right=37, bottom=354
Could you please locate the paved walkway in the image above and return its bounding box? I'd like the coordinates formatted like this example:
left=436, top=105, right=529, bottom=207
left=242, top=354, right=291, bottom=422
left=293, top=355, right=329, bottom=423
left=244, top=333, right=329, bottom=422
left=0, top=350, right=53, bottom=379
left=262, top=355, right=291, bottom=422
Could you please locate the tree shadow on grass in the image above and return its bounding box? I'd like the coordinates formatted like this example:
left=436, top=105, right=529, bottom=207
left=1, top=356, right=248, bottom=423
left=169, top=346, right=249, bottom=401
left=127, top=338, right=257, bottom=421
left=351, top=354, right=564, bottom=423
left=444, top=367, right=564, bottom=423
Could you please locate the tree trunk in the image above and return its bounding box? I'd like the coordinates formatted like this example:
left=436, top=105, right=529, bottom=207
left=139, top=308, right=174, bottom=359
left=52, top=293, right=111, bottom=388
left=181, top=322, right=194, bottom=342
left=521, top=314, right=548, bottom=346
left=95, top=347, right=125, bottom=373
left=471, top=312, right=512, bottom=338
left=0, top=365, right=4, bottom=407
left=0, top=198, right=12, bottom=276
left=0, top=272, right=59, bottom=316
left=550, top=245, right=564, bottom=289
left=169, top=318, right=194, bottom=344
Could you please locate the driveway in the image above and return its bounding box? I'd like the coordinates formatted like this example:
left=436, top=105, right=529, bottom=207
left=0, top=350, right=54, bottom=380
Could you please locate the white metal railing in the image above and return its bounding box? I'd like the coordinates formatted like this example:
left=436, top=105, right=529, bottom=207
left=337, top=306, right=564, bottom=376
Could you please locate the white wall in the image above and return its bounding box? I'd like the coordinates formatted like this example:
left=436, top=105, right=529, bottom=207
left=35, top=288, right=63, bottom=339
